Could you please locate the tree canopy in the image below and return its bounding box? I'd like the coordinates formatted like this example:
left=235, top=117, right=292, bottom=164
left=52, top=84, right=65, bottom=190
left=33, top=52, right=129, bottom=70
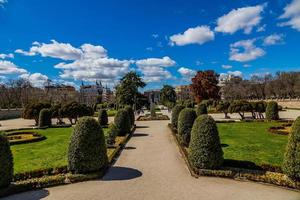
left=160, top=85, right=176, bottom=108
left=190, top=70, right=220, bottom=103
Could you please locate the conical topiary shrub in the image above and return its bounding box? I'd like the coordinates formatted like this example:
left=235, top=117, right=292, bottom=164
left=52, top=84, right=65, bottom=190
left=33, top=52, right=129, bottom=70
left=171, top=105, right=185, bottom=128
left=0, top=134, right=13, bottom=188
left=188, top=115, right=223, bottom=169
left=283, top=116, right=300, bottom=180
left=38, top=108, right=52, bottom=127
left=266, top=101, right=279, bottom=120
left=114, top=109, right=131, bottom=136
left=68, top=117, right=108, bottom=174
left=178, top=108, right=197, bottom=146
left=98, top=109, right=108, bottom=126
left=196, top=103, right=208, bottom=116
left=124, top=105, right=135, bottom=126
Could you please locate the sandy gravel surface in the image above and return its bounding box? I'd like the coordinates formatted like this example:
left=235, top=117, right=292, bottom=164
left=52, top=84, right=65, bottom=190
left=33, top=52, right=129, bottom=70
left=3, top=119, right=299, bottom=200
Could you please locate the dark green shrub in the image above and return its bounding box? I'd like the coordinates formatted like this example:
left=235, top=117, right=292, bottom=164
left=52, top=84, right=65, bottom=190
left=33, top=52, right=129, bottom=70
left=283, top=117, right=300, bottom=180
left=68, top=117, right=108, bottom=174
left=184, top=100, right=194, bottom=108
left=98, top=109, right=108, bottom=126
left=188, top=115, right=223, bottom=169
left=107, top=123, right=119, bottom=145
left=0, top=134, right=13, bottom=188
left=38, top=108, right=52, bottom=127
left=177, top=108, right=197, bottom=146
left=196, top=104, right=207, bottom=115
left=23, top=102, right=51, bottom=125
left=150, top=104, right=156, bottom=118
left=171, top=105, right=185, bottom=128
left=266, top=101, right=279, bottom=120
left=228, top=100, right=252, bottom=119
left=216, top=101, right=230, bottom=118
left=124, top=105, right=135, bottom=126
left=114, top=109, right=131, bottom=136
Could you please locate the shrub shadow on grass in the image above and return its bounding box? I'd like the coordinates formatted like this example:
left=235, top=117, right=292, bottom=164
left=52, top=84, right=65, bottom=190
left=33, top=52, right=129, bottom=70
left=132, top=133, right=149, bottom=137
left=221, top=143, right=229, bottom=148
left=102, top=166, right=142, bottom=181
left=3, top=189, right=49, bottom=200
left=223, top=159, right=264, bottom=171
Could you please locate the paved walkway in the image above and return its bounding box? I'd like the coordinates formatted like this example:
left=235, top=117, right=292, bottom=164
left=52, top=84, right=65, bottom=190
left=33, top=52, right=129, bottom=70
left=3, top=119, right=300, bottom=200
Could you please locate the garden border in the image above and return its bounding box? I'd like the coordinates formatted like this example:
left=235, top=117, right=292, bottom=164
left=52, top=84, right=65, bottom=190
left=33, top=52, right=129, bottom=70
left=0, top=125, right=136, bottom=197
left=168, top=123, right=300, bottom=191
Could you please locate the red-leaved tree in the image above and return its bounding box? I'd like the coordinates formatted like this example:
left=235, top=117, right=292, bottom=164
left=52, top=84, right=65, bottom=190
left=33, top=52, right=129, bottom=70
left=190, top=70, right=220, bottom=103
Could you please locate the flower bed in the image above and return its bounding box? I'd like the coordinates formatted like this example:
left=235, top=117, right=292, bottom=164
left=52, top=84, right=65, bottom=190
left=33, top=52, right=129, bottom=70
left=137, top=114, right=170, bottom=121
left=5, top=131, right=46, bottom=145
left=168, top=123, right=300, bottom=191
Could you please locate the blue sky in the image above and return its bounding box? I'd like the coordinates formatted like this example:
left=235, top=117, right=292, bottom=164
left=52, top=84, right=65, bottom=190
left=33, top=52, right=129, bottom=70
left=0, top=0, right=299, bottom=90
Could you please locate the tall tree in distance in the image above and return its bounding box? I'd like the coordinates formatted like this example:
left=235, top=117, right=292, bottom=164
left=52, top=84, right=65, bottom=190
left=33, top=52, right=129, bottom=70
left=160, top=85, right=176, bottom=108
left=190, top=70, right=220, bottom=103
left=115, top=71, right=146, bottom=107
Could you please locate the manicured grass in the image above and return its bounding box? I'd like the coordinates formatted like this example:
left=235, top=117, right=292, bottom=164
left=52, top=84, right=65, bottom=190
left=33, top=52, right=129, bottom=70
left=217, top=121, right=288, bottom=167
left=7, top=127, right=108, bottom=174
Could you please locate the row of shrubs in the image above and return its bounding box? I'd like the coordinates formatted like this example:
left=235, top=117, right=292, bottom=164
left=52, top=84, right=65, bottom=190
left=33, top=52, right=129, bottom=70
left=23, top=101, right=94, bottom=126
left=171, top=104, right=300, bottom=181
left=0, top=105, right=135, bottom=189
left=174, top=100, right=280, bottom=121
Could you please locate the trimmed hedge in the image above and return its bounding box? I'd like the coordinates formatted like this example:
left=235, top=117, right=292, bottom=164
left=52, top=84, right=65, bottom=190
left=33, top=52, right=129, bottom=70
left=188, top=115, right=223, bottom=169
left=98, top=109, right=108, bottom=126
left=283, top=116, right=300, bottom=180
left=38, top=108, right=52, bottom=127
left=171, top=105, right=185, bottom=128
left=150, top=104, right=156, bottom=118
left=124, top=106, right=135, bottom=126
left=68, top=117, right=108, bottom=174
left=114, top=109, right=131, bottom=136
left=196, top=104, right=207, bottom=116
left=266, top=101, right=279, bottom=120
left=106, top=123, right=119, bottom=145
left=177, top=108, right=197, bottom=147
left=0, top=135, right=13, bottom=188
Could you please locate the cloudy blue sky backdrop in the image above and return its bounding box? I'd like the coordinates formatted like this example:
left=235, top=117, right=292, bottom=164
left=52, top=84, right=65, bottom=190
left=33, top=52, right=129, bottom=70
left=0, top=0, right=299, bottom=89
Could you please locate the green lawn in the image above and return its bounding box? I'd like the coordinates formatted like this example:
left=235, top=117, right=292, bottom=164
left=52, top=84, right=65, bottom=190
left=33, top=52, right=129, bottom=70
left=218, top=121, right=288, bottom=167
left=7, top=127, right=108, bottom=174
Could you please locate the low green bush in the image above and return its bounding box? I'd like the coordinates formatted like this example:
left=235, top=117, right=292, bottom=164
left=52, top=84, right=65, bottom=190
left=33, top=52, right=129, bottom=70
left=188, top=115, right=223, bottom=169
left=68, top=117, right=108, bottom=174
left=150, top=104, right=156, bottom=118
left=124, top=106, right=134, bottom=126
left=177, top=108, right=197, bottom=146
left=0, top=134, right=13, bottom=188
left=106, top=123, right=119, bottom=145
left=171, top=105, right=185, bottom=128
left=98, top=109, right=108, bottom=126
left=283, top=116, right=300, bottom=180
left=196, top=103, right=208, bottom=115
left=114, top=109, right=131, bottom=136
left=266, top=101, right=279, bottom=120
left=38, top=108, right=52, bottom=127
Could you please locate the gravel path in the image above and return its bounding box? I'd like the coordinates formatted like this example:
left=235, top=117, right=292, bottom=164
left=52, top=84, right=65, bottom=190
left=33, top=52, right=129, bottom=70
left=3, top=119, right=300, bottom=200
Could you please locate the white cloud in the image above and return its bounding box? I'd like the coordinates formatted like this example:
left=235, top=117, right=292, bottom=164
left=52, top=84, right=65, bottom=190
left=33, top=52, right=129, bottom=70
left=135, top=56, right=176, bottom=67
left=20, top=73, right=48, bottom=87
left=169, top=26, right=215, bottom=46
left=0, top=60, right=27, bottom=75
left=215, top=4, right=265, bottom=34
left=0, top=0, right=7, bottom=7
left=177, top=67, right=196, bottom=78
left=222, top=65, right=233, bottom=69
left=229, top=39, right=265, bottom=62
left=196, top=60, right=204, bottom=66
left=136, top=56, right=176, bottom=83
left=257, top=24, right=266, bottom=32
left=152, top=34, right=159, bottom=38
left=80, top=43, right=107, bottom=59
left=243, top=64, right=251, bottom=67
left=15, top=40, right=83, bottom=60
left=55, top=57, right=131, bottom=82
left=263, top=34, right=284, bottom=46
left=228, top=70, right=243, bottom=77
left=279, top=0, right=300, bottom=31
left=0, top=53, right=14, bottom=59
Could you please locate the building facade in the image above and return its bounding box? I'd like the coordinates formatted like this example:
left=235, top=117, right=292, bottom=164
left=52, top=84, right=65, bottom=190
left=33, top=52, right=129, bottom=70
left=175, top=85, right=193, bottom=101
left=144, top=89, right=160, bottom=104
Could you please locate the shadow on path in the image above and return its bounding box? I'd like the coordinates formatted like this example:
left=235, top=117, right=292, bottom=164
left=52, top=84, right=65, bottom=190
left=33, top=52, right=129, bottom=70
left=132, top=133, right=149, bottom=137
left=102, top=167, right=142, bottom=181
left=124, top=146, right=136, bottom=150
left=135, top=125, right=149, bottom=129
left=3, top=189, right=49, bottom=200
